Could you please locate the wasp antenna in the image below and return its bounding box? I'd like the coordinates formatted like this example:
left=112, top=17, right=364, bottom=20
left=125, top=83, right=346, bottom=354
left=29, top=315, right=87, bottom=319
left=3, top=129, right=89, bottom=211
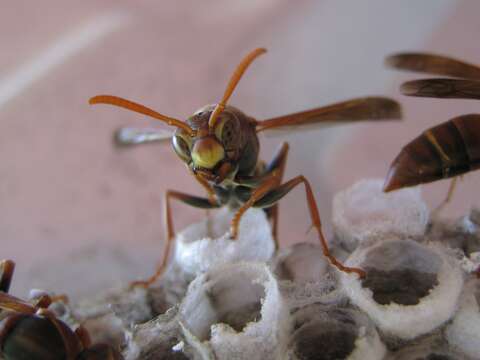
left=89, top=95, right=194, bottom=135
left=208, top=48, right=267, bottom=129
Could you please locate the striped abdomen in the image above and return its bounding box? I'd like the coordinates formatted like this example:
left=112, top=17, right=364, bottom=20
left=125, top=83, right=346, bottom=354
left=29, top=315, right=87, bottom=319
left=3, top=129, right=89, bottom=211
left=383, top=114, right=480, bottom=192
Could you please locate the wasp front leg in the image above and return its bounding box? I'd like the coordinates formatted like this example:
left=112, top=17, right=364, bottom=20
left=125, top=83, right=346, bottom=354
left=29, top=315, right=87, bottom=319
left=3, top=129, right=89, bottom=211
left=231, top=143, right=289, bottom=248
left=265, top=143, right=289, bottom=245
left=131, top=190, right=221, bottom=288
left=230, top=175, right=280, bottom=239
left=253, top=175, right=366, bottom=278
left=432, top=177, right=459, bottom=217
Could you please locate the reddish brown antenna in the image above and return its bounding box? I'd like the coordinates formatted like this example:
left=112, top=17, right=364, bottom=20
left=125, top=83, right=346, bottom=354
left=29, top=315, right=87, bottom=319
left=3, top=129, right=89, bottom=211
left=89, top=95, right=194, bottom=136
left=208, top=48, right=267, bottom=130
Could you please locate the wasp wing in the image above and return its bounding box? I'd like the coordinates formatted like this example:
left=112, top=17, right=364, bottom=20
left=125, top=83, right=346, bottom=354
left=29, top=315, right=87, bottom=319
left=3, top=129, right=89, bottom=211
left=400, top=78, right=480, bottom=100
left=114, top=127, right=173, bottom=147
left=386, top=53, right=480, bottom=80
left=256, top=97, right=401, bottom=133
left=0, top=292, right=36, bottom=313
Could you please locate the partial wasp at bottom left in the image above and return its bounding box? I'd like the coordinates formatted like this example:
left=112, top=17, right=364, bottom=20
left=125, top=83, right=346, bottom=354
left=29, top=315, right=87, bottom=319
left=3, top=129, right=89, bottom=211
left=0, top=259, right=124, bottom=360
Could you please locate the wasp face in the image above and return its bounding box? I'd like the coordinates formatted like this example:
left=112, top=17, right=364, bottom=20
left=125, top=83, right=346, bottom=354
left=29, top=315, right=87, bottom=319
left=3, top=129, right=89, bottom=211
left=171, top=105, right=245, bottom=184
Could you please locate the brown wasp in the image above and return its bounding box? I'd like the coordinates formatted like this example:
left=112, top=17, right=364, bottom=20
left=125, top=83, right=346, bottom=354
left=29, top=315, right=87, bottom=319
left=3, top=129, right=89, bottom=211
left=0, top=260, right=124, bottom=360
left=90, top=48, right=401, bottom=284
left=384, top=53, right=480, bottom=207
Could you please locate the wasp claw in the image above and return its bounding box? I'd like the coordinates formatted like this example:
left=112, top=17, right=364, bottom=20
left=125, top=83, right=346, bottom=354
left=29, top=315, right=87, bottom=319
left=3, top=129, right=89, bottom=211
left=228, top=229, right=238, bottom=240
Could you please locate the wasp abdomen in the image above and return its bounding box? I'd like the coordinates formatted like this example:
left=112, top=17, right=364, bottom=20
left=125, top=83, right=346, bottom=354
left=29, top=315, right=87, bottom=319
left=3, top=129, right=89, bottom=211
left=384, top=114, right=480, bottom=191
left=0, top=314, right=81, bottom=360
left=452, top=114, right=480, bottom=170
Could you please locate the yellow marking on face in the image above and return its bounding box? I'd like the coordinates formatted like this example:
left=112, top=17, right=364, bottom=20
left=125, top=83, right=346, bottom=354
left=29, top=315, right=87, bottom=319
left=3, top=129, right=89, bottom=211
left=192, top=137, right=225, bottom=169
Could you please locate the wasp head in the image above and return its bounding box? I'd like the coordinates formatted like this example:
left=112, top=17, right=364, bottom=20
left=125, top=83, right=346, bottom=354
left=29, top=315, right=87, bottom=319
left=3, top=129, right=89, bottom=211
left=171, top=105, right=258, bottom=184
left=90, top=49, right=266, bottom=185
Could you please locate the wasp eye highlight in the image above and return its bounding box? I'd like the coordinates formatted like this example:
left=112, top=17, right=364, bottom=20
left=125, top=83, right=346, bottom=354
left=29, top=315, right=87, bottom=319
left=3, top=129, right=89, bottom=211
left=172, top=135, right=191, bottom=162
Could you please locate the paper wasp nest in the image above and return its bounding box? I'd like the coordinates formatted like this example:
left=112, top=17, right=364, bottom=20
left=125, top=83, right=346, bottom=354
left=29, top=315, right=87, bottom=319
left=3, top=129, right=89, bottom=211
left=174, top=207, right=275, bottom=277
left=42, top=178, right=480, bottom=359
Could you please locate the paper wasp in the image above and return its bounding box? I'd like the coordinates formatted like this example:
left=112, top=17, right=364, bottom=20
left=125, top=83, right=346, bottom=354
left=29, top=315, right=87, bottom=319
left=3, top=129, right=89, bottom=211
left=0, top=260, right=124, bottom=360
left=90, top=48, right=401, bottom=284
left=384, top=53, right=480, bottom=206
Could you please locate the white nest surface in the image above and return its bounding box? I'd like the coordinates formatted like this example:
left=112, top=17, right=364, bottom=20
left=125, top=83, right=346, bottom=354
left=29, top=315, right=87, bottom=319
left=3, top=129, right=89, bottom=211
left=174, top=208, right=275, bottom=276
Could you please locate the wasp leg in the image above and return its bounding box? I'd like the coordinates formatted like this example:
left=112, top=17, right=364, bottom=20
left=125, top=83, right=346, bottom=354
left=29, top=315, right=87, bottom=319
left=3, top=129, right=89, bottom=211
left=253, top=175, right=366, bottom=278
left=191, top=170, right=218, bottom=205
left=75, top=325, right=92, bottom=348
left=230, top=174, right=280, bottom=239
left=265, top=142, right=289, bottom=247
left=31, top=294, right=54, bottom=309
left=230, top=143, right=290, bottom=242
left=267, top=205, right=279, bottom=245
left=50, top=294, right=70, bottom=304
left=191, top=172, right=218, bottom=237
left=131, top=190, right=220, bottom=288
left=432, top=177, right=458, bottom=216
left=0, top=259, right=15, bottom=293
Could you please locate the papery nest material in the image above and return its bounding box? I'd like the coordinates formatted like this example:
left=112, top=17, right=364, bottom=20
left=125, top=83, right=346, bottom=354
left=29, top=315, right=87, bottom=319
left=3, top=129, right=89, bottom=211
left=174, top=208, right=275, bottom=277
left=341, top=239, right=463, bottom=340
left=178, top=262, right=290, bottom=360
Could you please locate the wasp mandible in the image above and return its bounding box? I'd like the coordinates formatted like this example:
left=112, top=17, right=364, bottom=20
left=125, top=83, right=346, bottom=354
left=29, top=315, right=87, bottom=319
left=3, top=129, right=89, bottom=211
left=90, top=48, right=401, bottom=285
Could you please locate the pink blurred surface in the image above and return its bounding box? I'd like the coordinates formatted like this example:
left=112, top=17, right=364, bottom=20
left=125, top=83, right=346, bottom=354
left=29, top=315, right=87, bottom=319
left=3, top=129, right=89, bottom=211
left=0, top=0, right=477, bottom=297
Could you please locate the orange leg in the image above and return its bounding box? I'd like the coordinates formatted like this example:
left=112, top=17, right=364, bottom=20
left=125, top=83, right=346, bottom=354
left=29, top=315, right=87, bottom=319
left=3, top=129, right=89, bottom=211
left=265, top=142, right=289, bottom=248
left=432, top=177, right=458, bottom=216
left=29, top=292, right=69, bottom=308
left=230, top=143, right=290, bottom=244
left=269, top=204, right=279, bottom=246
left=32, top=294, right=53, bottom=309
left=230, top=171, right=281, bottom=239
left=50, top=294, right=70, bottom=304
left=191, top=169, right=218, bottom=206
left=254, top=175, right=366, bottom=278
left=191, top=170, right=218, bottom=237
left=131, top=190, right=219, bottom=288
left=75, top=325, right=92, bottom=349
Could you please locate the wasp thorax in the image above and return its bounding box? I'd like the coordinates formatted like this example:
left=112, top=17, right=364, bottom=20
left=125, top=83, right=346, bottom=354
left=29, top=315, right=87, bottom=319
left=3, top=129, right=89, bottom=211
left=192, top=136, right=225, bottom=169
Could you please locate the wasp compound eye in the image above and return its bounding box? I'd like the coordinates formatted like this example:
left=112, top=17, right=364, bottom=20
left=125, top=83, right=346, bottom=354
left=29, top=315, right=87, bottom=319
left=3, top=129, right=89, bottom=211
left=172, top=134, right=191, bottom=163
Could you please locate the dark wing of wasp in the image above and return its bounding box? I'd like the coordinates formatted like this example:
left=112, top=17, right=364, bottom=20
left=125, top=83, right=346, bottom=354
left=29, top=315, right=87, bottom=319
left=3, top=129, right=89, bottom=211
left=256, top=97, right=401, bottom=133
left=400, top=78, right=480, bottom=100
left=386, top=53, right=480, bottom=80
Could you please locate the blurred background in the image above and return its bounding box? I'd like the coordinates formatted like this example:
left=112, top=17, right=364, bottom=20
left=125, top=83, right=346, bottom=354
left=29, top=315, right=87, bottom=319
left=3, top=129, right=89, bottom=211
left=1, top=0, right=479, bottom=298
